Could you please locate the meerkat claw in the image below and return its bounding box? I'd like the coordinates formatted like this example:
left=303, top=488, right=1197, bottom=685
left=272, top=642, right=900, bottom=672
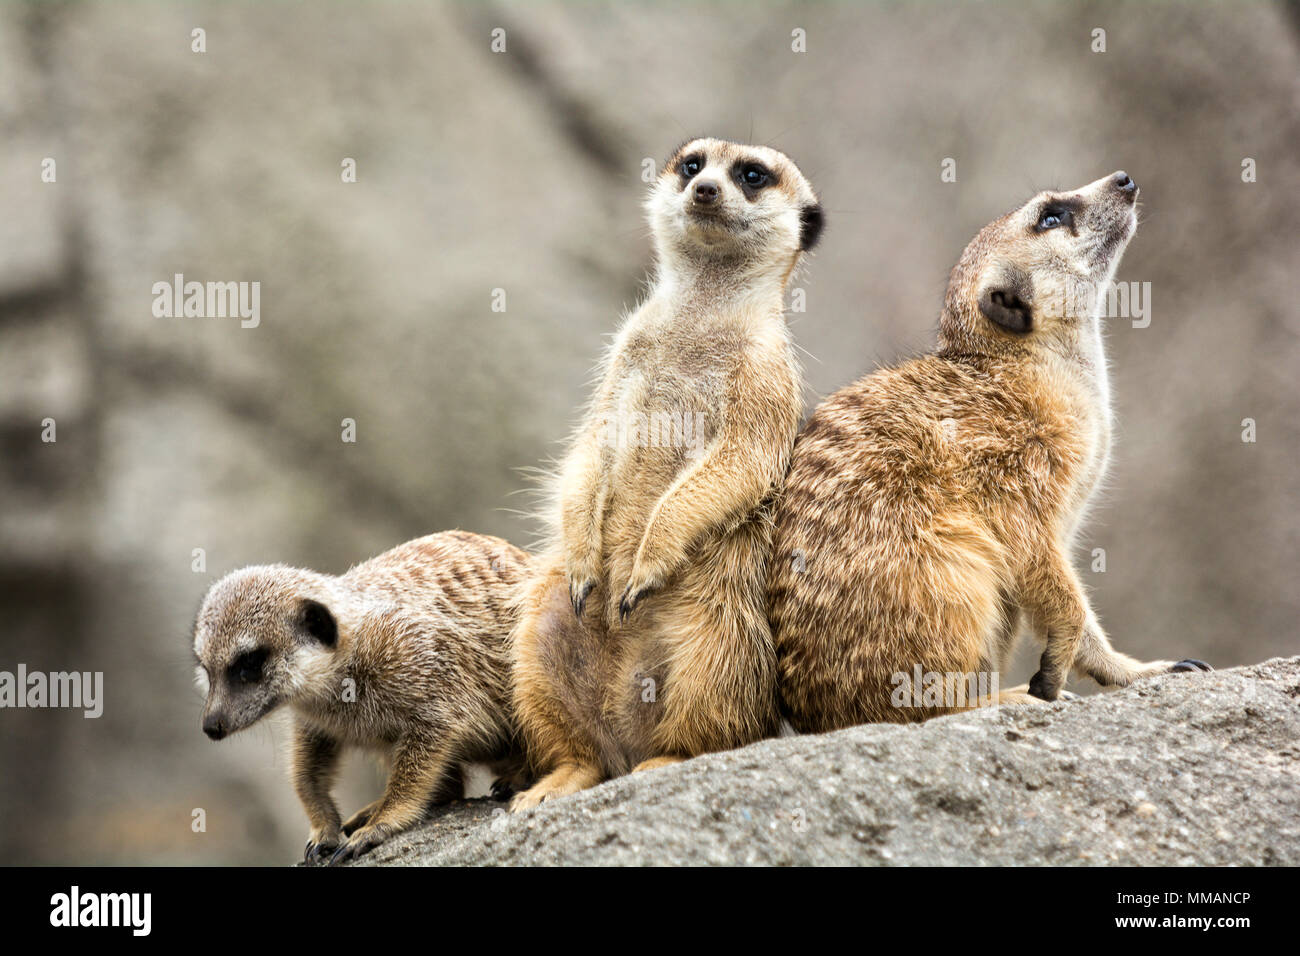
left=1171, top=659, right=1212, bottom=673
left=328, top=825, right=389, bottom=866
left=618, top=584, right=648, bottom=623
left=570, top=580, right=594, bottom=619
left=303, top=839, right=338, bottom=866
left=620, top=576, right=664, bottom=622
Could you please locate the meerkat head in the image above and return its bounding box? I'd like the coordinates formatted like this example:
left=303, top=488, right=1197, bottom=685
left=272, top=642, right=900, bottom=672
left=192, top=566, right=341, bottom=740
left=939, top=171, right=1139, bottom=354
left=647, top=137, right=823, bottom=279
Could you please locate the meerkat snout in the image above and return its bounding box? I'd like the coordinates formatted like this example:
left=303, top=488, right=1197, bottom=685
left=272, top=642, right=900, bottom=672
left=202, top=712, right=226, bottom=740
left=692, top=179, right=720, bottom=205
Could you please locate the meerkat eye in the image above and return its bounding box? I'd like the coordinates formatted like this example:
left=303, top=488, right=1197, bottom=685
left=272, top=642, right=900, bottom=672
left=229, top=648, right=267, bottom=685
left=740, top=164, right=769, bottom=188
left=680, top=157, right=703, bottom=179
left=1035, top=205, right=1072, bottom=232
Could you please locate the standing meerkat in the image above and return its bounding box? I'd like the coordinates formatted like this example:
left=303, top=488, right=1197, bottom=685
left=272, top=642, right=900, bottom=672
left=768, top=171, right=1210, bottom=732
left=192, top=531, right=531, bottom=864
left=510, top=138, right=824, bottom=810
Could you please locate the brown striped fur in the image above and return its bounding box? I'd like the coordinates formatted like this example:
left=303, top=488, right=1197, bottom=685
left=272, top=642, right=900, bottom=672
left=769, top=171, right=1209, bottom=733
left=510, top=139, right=823, bottom=809
left=193, top=531, right=531, bottom=863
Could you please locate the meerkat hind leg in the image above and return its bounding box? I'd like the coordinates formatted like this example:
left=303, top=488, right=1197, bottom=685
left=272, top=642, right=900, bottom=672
left=1022, top=550, right=1212, bottom=696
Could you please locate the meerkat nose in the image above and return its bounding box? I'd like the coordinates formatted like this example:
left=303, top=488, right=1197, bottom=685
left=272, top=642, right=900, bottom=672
left=1111, top=171, right=1137, bottom=195
left=693, top=181, right=720, bottom=204
left=202, top=713, right=227, bottom=740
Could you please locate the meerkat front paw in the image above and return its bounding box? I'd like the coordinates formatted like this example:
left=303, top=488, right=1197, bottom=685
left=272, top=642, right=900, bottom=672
left=303, top=827, right=342, bottom=866
left=327, top=822, right=393, bottom=865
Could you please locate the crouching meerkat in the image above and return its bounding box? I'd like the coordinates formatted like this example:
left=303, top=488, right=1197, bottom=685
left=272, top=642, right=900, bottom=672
left=192, top=531, right=531, bottom=864
left=510, top=138, right=824, bottom=809
left=768, top=171, right=1210, bottom=732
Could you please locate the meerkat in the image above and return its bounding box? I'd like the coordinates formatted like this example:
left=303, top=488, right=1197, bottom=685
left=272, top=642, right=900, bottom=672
left=510, top=138, right=824, bottom=810
left=192, top=531, right=531, bottom=865
left=768, top=171, right=1210, bottom=732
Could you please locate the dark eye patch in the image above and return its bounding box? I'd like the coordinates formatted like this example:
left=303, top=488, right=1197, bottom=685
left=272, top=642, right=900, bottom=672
left=733, top=160, right=776, bottom=199
left=228, top=648, right=267, bottom=685
left=1033, top=197, right=1082, bottom=233
left=677, top=154, right=704, bottom=187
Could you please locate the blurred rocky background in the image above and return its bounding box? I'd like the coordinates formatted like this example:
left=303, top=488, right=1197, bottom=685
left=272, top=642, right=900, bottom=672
left=0, top=1, right=1296, bottom=864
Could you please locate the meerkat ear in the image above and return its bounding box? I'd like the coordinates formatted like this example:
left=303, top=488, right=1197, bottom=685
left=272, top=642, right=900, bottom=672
left=978, top=266, right=1034, bottom=334
left=799, top=203, right=824, bottom=251
left=300, top=599, right=337, bottom=647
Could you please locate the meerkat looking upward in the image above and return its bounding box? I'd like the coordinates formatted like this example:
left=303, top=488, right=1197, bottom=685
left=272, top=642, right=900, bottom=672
left=511, top=138, right=824, bottom=810
left=193, top=532, right=530, bottom=864
left=768, top=172, right=1210, bottom=733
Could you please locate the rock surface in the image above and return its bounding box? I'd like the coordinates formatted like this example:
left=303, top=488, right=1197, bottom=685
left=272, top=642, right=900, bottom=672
left=346, top=657, right=1300, bottom=866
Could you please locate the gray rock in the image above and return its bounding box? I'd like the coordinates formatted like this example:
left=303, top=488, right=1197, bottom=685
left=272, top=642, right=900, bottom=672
left=346, top=657, right=1300, bottom=866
